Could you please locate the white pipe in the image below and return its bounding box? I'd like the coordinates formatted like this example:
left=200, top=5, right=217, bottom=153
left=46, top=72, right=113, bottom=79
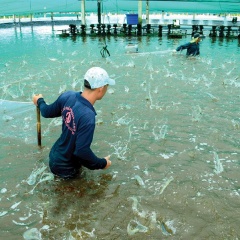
left=146, top=0, right=149, bottom=24
left=81, top=0, right=86, bottom=25
left=138, top=0, right=142, bottom=25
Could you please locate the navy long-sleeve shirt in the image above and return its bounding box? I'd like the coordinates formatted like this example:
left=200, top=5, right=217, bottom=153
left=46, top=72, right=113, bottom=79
left=176, top=42, right=200, bottom=56
left=37, top=91, right=107, bottom=171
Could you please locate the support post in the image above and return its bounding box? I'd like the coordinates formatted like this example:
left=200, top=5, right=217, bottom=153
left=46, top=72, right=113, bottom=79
left=97, top=0, right=101, bottom=25
left=146, top=0, right=149, bottom=24
left=138, top=0, right=142, bottom=25
left=81, top=0, right=86, bottom=25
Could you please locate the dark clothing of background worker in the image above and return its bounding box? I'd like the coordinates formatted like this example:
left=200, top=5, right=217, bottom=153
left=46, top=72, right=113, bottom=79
left=32, top=67, right=115, bottom=179
left=176, top=33, right=203, bottom=56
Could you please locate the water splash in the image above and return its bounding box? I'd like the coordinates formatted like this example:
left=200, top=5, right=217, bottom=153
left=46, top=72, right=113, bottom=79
left=96, top=109, right=103, bottom=125
left=107, top=88, right=115, bottom=94
left=231, top=119, right=240, bottom=129
left=23, top=228, right=42, bottom=240
left=206, top=92, right=219, bottom=102
left=226, top=67, right=236, bottom=76
left=127, top=196, right=176, bottom=236
left=43, top=118, right=62, bottom=136
left=59, top=84, right=66, bottom=94
left=72, top=227, right=95, bottom=239
left=213, top=151, right=224, bottom=175
left=134, top=175, right=145, bottom=187
left=109, top=118, right=134, bottom=160
left=127, top=219, right=148, bottom=236
left=159, top=176, right=174, bottom=195
left=152, top=124, right=168, bottom=140
left=161, top=221, right=174, bottom=236
left=10, top=201, right=22, bottom=210
left=26, top=164, right=47, bottom=186
left=28, top=173, right=54, bottom=194
left=128, top=196, right=148, bottom=218
left=109, top=140, right=128, bottom=160
left=71, top=78, right=79, bottom=89
left=0, top=211, right=8, bottom=217
left=2, top=114, right=14, bottom=122
left=148, top=211, right=157, bottom=229
left=191, top=105, right=202, bottom=122
left=0, top=188, right=7, bottom=193
left=113, top=114, right=132, bottom=126
left=163, top=65, right=174, bottom=78
left=123, top=60, right=135, bottom=68
left=124, top=86, right=129, bottom=93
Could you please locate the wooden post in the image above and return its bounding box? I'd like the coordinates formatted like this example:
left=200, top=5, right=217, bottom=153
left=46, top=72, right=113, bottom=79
left=36, top=107, right=41, bottom=147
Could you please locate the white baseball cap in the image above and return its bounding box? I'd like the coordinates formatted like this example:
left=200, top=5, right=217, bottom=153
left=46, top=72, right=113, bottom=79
left=84, top=67, right=115, bottom=89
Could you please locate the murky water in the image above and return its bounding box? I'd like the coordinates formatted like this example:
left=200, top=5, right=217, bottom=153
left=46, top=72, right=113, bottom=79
left=0, top=25, right=240, bottom=239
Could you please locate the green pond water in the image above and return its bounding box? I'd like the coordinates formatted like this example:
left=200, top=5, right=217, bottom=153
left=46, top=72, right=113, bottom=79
left=0, top=24, right=240, bottom=239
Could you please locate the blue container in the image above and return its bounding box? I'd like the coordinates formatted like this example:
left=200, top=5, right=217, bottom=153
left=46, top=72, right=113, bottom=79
left=126, top=14, right=138, bottom=25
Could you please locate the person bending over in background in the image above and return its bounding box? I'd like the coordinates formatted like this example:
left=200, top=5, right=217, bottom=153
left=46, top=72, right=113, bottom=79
left=176, top=33, right=203, bottom=57
left=33, top=67, right=115, bottom=179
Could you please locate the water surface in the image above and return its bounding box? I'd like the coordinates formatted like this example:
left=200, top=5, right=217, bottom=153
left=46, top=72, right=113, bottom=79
left=0, top=25, right=240, bottom=239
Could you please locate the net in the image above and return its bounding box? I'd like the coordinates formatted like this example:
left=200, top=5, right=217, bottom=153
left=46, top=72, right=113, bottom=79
left=0, top=100, right=37, bottom=144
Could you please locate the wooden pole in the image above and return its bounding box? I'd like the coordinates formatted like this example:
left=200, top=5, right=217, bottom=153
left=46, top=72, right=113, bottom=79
left=36, top=106, right=41, bottom=147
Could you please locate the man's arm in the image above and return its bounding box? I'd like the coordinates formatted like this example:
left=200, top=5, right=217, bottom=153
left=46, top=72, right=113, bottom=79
left=74, top=117, right=107, bottom=169
left=176, top=42, right=191, bottom=52
left=32, top=94, right=62, bottom=118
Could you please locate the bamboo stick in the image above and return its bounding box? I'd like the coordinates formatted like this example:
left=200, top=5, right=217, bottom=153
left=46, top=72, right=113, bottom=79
left=36, top=106, right=41, bottom=147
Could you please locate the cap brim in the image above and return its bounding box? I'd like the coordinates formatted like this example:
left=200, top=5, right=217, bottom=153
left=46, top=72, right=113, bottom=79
left=191, top=35, right=204, bottom=43
left=108, top=78, right=115, bottom=86
left=190, top=38, right=198, bottom=43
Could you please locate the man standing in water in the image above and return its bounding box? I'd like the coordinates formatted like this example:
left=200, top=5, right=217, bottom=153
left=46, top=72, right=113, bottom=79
left=32, top=67, right=115, bottom=179
left=175, top=33, right=203, bottom=56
